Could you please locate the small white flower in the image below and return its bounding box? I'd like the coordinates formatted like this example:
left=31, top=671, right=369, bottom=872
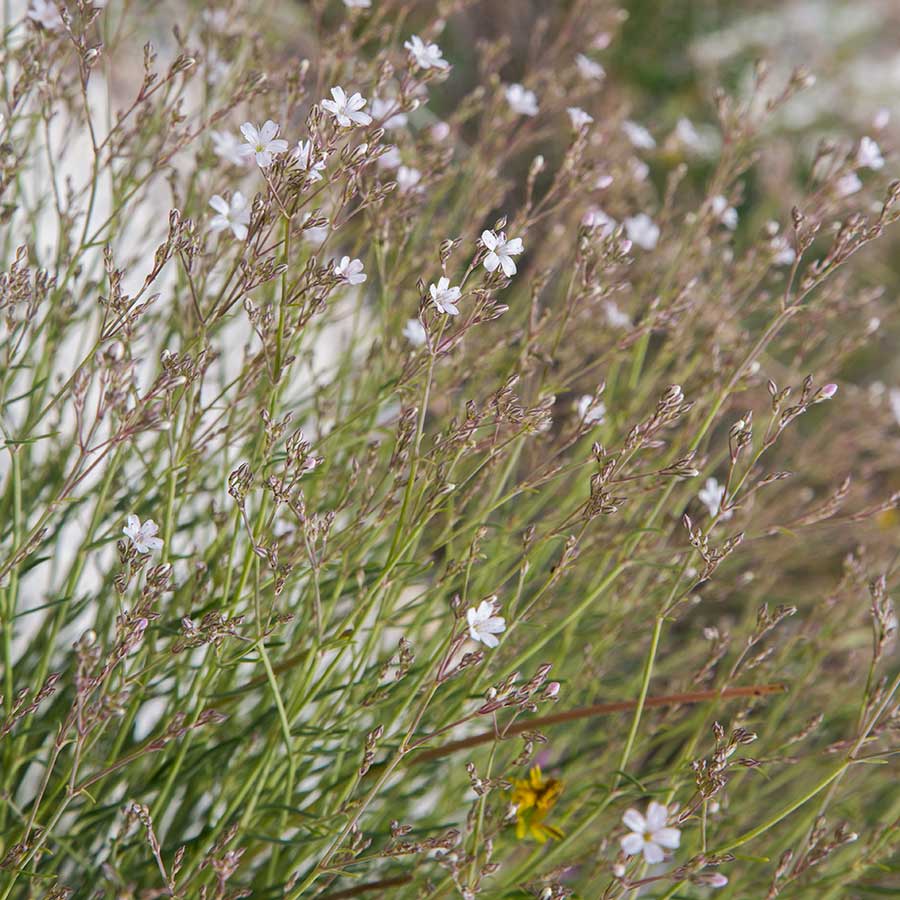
left=370, top=96, right=408, bottom=130
left=238, top=120, right=289, bottom=168
left=582, top=207, right=617, bottom=236
left=429, top=277, right=461, bottom=315
left=835, top=172, right=862, bottom=197
left=481, top=229, right=524, bottom=277
left=624, top=213, right=659, bottom=250
left=396, top=165, right=423, bottom=193
left=576, top=395, right=606, bottom=425
left=710, top=195, right=738, bottom=230
left=430, top=121, right=451, bottom=142
left=629, top=157, right=650, bottom=182
left=322, top=86, right=373, bottom=128
left=334, top=256, right=367, bottom=285
left=343, top=0, right=371, bottom=7
left=211, top=130, right=248, bottom=167
left=28, top=0, right=63, bottom=30
left=567, top=106, right=593, bottom=129
left=209, top=192, right=250, bottom=240
left=675, top=116, right=701, bottom=149
left=604, top=300, right=631, bottom=329
left=466, top=599, right=506, bottom=648
left=123, top=515, right=164, bottom=554
left=622, top=119, right=656, bottom=149
left=505, top=84, right=539, bottom=117
left=294, top=140, right=327, bottom=181
left=770, top=234, right=796, bottom=265
left=575, top=53, right=605, bottom=81
left=889, top=388, right=900, bottom=425
left=404, top=35, right=449, bottom=70
left=620, top=801, right=681, bottom=865
left=698, top=477, right=731, bottom=520
left=857, top=136, right=884, bottom=170
left=403, top=318, right=427, bottom=346
left=377, top=145, right=403, bottom=170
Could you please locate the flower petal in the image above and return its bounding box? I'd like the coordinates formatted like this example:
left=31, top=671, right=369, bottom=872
left=481, top=230, right=497, bottom=250
left=620, top=832, right=644, bottom=856
left=643, top=841, right=664, bottom=865
left=654, top=826, right=681, bottom=849
left=622, top=809, right=646, bottom=833
left=646, top=801, right=669, bottom=832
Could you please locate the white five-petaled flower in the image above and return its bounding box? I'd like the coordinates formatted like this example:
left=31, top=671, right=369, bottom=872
left=370, top=97, right=408, bottom=130
left=404, top=35, right=449, bottom=70
left=429, top=277, right=462, bottom=316
left=505, top=84, right=539, bottom=117
left=334, top=256, right=367, bottom=285
left=321, top=86, right=373, bottom=128
left=624, top=213, right=659, bottom=250
left=28, top=0, right=63, bottom=30
left=238, top=120, right=289, bottom=168
left=857, top=136, right=884, bottom=170
left=481, top=230, right=524, bottom=277
left=294, top=140, right=327, bottom=181
left=620, top=801, right=681, bottom=865
left=698, top=477, right=731, bottom=520
left=403, top=318, right=427, bottom=346
left=622, top=119, right=656, bottom=149
left=209, top=192, right=251, bottom=240
left=396, top=165, right=423, bottom=193
left=889, top=388, right=900, bottom=426
left=466, top=599, right=506, bottom=648
left=123, top=515, right=164, bottom=554
left=710, top=195, right=738, bottom=230
left=575, top=53, right=605, bottom=81
left=567, top=106, right=594, bottom=129
left=576, top=395, right=606, bottom=425
left=211, top=130, right=248, bottom=167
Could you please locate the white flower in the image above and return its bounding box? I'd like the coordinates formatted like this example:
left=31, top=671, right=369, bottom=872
left=28, top=0, right=63, bottom=30
left=622, top=119, right=656, bottom=149
left=770, top=234, right=796, bottom=266
left=857, top=136, right=884, bottom=170
left=567, top=106, right=593, bottom=128
left=238, top=120, right=289, bottom=168
left=322, top=86, right=373, bottom=128
left=620, top=801, right=681, bottom=865
left=209, top=192, right=250, bottom=240
left=711, top=195, right=738, bottom=230
left=294, top=140, right=327, bottom=181
left=211, top=130, right=248, bottom=167
left=624, top=213, right=659, bottom=250
left=334, top=256, right=367, bottom=285
left=505, top=84, right=539, bottom=117
left=123, top=515, right=164, bottom=554
left=403, top=318, right=427, bottom=346
left=604, top=300, right=632, bottom=329
left=582, top=207, right=617, bottom=236
left=377, top=145, right=402, bottom=170
left=577, top=395, right=606, bottom=425
left=629, top=157, right=650, bottom=182
left=575, top=53, right=605, bottom=81
left=404, top=35, right=449, bottom=70
left=481, top=229, right=524, bottom=277
left=301, top=212, right=329, bottom=245
left=343, top=0, right=371, bottom=7
left=370, top=96, right=408, bottom=130
left=698, top=477, right=731, bottom=520
left=835, top=172, right=862, bottom=197
left=889, top=388, right=900, bottom=425
left=466, top=599, right=506, bottom=648
left=429, top=277, right=461, bottom=315
left=396, top=165, right=423, bottom=193
left=430, top=121, right=451, bottom=142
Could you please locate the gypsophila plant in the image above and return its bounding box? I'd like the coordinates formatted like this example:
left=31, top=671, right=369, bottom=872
left=0, top=0, right=898, bottom=897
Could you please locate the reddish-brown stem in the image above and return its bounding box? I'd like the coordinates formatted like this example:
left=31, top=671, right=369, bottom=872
left=410, top=683, right=786, bottom=764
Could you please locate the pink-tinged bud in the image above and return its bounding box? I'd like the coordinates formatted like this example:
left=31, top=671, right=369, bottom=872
left=819, top=383, right=838, bottom=400
left=544, top=681, right=561, bottom=699
left=620, top=239, right=633, bottom=253
left=707, top=874, right=729, bottom=888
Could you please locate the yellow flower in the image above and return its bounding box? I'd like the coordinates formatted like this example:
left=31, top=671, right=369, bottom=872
left=511, top=765, right=564, bottom=843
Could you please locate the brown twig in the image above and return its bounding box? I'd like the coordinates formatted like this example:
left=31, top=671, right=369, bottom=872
left=410, top=683, right=786, bottom=764
left=318, top=874, right=413, bottom=899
